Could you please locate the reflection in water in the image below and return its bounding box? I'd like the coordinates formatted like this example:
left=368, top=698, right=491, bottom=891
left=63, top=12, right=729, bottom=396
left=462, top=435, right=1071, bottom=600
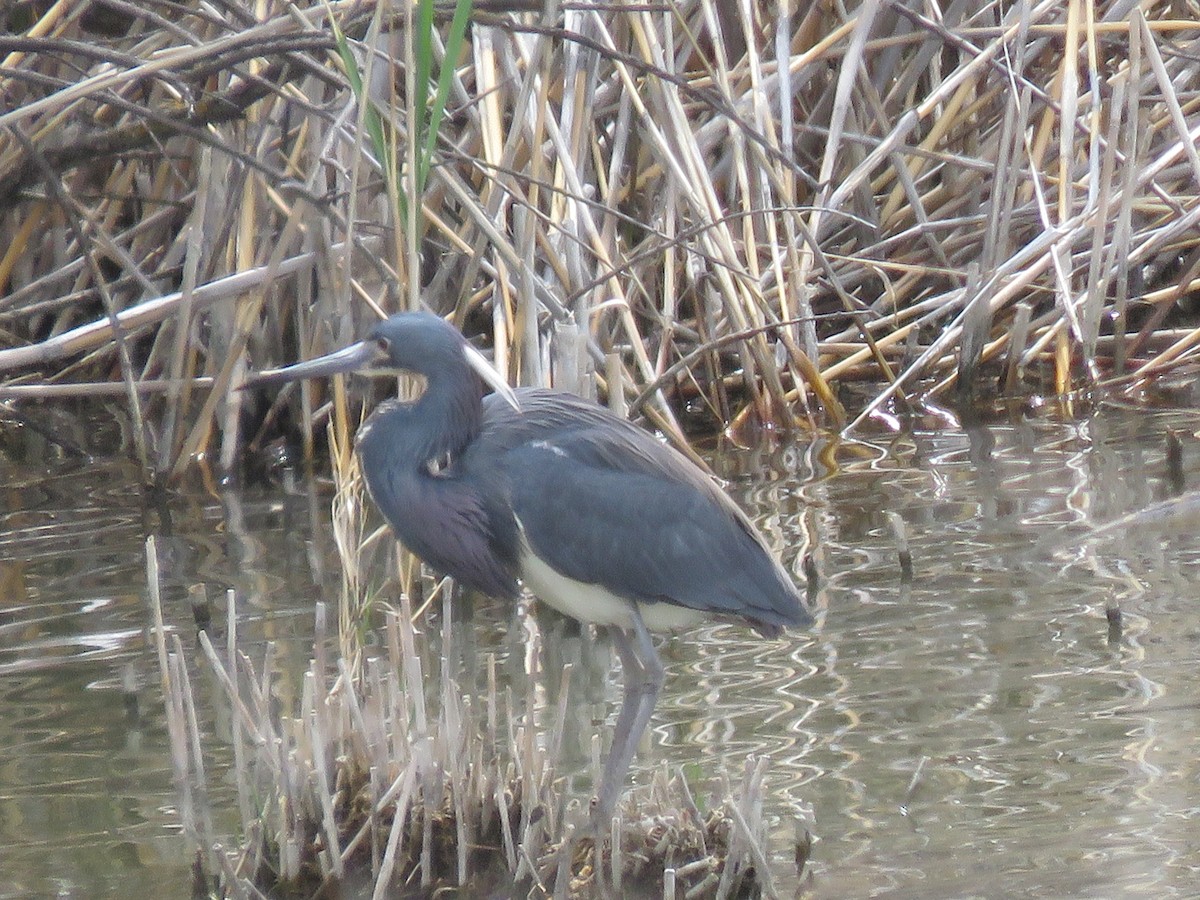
left=2, top=405, right=1200, bottom=896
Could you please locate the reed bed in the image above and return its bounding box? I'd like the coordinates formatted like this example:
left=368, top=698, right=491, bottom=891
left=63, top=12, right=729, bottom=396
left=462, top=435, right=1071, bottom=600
left=2, top=1, right=1199, bottom=479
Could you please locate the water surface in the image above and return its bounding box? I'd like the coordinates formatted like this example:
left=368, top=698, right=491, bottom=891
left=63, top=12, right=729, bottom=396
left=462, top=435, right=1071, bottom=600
left=1, top=403, right=1198, bottom=897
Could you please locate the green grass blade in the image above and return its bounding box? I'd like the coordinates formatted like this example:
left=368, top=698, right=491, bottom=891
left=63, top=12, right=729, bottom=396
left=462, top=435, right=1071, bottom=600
left=417, top=0, right=473, bottom=192
left=324, top=2, right=404, bottom=221
left=414, top=0, right=436, bottom=149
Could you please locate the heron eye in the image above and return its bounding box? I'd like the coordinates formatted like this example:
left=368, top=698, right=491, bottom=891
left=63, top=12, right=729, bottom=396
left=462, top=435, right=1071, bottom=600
left=375, top=337, right=390, bottom=353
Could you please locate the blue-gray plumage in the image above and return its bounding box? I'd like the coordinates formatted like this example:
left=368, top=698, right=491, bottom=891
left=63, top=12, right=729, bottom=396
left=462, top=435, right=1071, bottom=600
left=494, top=390, right=806, bottom=635
left=246, top=311, right=812, bottom=826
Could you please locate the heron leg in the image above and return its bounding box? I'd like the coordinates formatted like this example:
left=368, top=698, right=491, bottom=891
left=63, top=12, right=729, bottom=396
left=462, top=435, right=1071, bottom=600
left=591, top=605, right=665, bottom=831
left=627, top=601, right=665, bottom=686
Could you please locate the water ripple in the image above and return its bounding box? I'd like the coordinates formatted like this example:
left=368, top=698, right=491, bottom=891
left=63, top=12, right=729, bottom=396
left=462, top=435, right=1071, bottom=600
left=5, top=408, right=1200, bottom=896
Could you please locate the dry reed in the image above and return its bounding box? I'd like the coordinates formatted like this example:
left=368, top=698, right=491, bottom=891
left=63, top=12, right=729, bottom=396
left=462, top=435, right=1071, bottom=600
left=0, top=2, right=1197, bottom=479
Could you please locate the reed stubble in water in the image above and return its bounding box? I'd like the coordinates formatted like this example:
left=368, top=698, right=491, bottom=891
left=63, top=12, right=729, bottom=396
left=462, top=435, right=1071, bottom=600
left=147, top=530, right=779, bottom=898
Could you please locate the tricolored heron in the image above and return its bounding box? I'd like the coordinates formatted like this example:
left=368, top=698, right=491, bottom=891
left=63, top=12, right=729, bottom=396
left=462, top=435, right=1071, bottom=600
left=246, top=312, right=811, bottom=825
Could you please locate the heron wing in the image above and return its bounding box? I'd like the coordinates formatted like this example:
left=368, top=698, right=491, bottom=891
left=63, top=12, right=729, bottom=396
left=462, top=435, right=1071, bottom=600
left=493, top=407, right=806, bottom=631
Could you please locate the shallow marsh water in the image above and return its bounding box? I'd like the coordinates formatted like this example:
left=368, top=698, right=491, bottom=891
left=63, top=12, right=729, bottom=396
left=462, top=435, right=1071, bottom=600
left=1, top=403, right=1199, bottom=897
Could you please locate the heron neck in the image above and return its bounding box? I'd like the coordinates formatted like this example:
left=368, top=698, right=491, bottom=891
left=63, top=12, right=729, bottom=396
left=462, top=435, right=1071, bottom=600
left=359, top=372, right=484, bottom=474
left=420, top=373, right=484, bottom=460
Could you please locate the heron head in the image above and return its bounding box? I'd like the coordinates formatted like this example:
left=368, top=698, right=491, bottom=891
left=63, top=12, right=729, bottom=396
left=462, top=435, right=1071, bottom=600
left=243, top=312, right=519, bottom=410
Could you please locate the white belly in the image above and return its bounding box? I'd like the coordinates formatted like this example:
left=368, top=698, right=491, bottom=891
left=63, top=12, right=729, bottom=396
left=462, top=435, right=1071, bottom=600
left=517, top=538, right=708, bottom=632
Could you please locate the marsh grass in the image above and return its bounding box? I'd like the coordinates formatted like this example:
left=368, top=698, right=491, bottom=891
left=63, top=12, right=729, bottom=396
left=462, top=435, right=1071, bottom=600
left=2, top=2, right=1199, bottom=478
